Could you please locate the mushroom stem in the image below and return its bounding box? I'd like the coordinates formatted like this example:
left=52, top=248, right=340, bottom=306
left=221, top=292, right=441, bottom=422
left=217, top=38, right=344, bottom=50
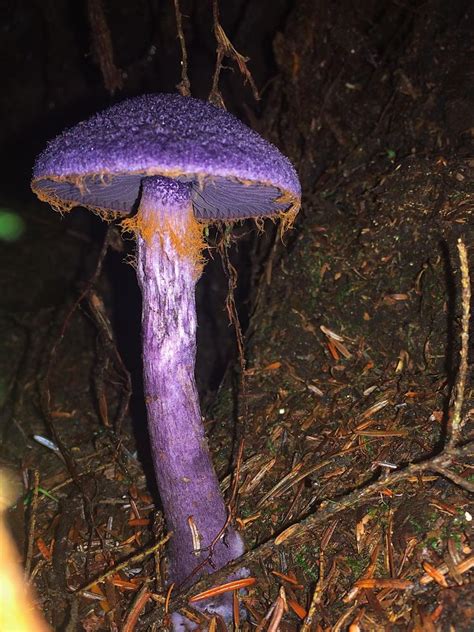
left=134, top=177, right=245, bottom=596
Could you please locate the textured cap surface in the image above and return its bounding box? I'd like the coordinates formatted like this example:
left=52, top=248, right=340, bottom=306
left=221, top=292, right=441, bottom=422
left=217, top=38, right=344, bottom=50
left=32, top=94, right=301, bottom=221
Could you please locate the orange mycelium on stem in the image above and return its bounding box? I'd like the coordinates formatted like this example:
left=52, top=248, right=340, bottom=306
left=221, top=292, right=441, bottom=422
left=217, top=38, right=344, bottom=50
left=122, top=203, right=206, bottom=277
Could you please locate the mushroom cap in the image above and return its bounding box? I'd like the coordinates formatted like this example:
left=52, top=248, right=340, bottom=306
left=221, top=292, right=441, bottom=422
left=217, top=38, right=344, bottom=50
left=32, top=94, right=301, bottom=221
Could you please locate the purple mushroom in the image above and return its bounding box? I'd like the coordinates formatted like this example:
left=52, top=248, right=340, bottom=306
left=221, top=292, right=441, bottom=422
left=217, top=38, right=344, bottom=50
left=31, top=93, right=301, bottom=626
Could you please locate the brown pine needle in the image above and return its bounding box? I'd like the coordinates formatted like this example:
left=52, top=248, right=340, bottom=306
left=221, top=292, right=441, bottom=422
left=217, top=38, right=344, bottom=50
left=354, top=578, right=413, bottom=589
left=233, top=590, right=240, bottom=628
left=288, top=598, right=307, bottom=619
left=420, top=555, right=474, bottom=586
left=422, top=562, right=449, bottom=588
left=189, top=577, right=256, bottom=603
left=270, top=570, right=303, bottom=587
left=165, top=582, right=175, bottom=613
left=122, top=582, right=151, bottom=632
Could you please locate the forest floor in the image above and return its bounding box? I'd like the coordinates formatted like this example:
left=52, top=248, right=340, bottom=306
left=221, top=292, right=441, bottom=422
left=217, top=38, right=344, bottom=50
left=1, top=1, right=473, bottom=631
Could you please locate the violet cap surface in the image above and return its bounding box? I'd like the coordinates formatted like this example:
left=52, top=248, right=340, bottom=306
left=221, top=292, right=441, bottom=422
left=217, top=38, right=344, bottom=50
left=32, top=93, right=301, bottom=221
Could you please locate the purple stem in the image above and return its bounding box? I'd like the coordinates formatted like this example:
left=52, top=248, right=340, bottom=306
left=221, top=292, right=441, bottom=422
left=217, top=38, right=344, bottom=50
left=135, top=178, right=245, bottom=626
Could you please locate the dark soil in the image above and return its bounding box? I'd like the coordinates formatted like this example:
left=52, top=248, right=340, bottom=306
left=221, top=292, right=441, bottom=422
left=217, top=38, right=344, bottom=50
left=0, top=1, right=472, bottom=630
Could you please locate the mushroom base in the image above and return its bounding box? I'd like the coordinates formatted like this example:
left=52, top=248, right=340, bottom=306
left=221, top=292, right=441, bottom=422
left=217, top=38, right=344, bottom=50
left=135, top=177, right=245, bottom=625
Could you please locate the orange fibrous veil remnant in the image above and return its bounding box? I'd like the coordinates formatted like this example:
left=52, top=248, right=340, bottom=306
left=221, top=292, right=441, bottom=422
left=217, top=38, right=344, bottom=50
left=33, top=187, right=75, bottom=216
left=121, top=205, right=207, bottom=278
left=32, top=184, right=120, bottom=223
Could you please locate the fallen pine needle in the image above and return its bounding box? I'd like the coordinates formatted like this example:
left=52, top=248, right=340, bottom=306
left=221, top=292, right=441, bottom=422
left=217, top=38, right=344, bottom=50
left=165, top=582, right=175, bottom=613
left=111, top=578, right=140, bottom=591
left=270, top=570, right=303, bottom=587
left=275, top=524, right=300, bottom=545
left=422, top=561, right=449, bottom=587
left=263, top=361, right=282, bottom=371
left=233, top=590, right=240, bottom=628
left=354, top=578, right=412, bottom=589
left=36, top=537, right=53, bottom=562
left=327, top=340, right=340, bottom=361
left=122, top=583, right=150, bottom=632
left=288, top=597, right=307, bottom=619
left=189, top=577, right=256, bottom=603
left=420, top=555, right=474, bottom=585
left=267, top=587, right=287, bottom=632
left=320, top=325, right=345, bottom=341
left=428, top=499, right=458, bottom=516
left=354, top=429, right=408, bottom=437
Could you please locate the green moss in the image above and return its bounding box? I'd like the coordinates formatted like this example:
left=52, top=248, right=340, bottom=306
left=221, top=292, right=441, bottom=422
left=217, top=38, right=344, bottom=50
left=266, top=438, right=277, bottom=455
left=346, top=554, right=370, bottom=576
left=294, top=544, right=319, bottom=581
left=361, top=436, right=375, bottom=457
left=408, top=511, right=437, bottom=536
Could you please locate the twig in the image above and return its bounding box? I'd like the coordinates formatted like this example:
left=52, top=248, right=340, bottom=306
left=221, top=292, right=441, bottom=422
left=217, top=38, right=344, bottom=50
left=24, top=469, right=40, bottom=579
left=176, top=483, right=242, bottom=589
left=448, top=238, right=470, bottom=448
left=173, top=0, right=191, bottom=96
left=300, top=551, right=324, bottom=632
left=209, top=0, right=259, bottom=108
left=77, top=532, right=172, bottom=593
left=430, top=464, right=474, bottom=493
left=300, top=520, right=337, bottom=631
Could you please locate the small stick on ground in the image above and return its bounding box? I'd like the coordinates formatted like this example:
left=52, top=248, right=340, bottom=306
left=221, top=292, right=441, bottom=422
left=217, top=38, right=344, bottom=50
left=447, top=238, right=470, bottom=449
left=300, top=550, right=325, bottom=632
left=24, top=469, right=40, bottom=579
left=300, top=520, right=337, bottom=631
